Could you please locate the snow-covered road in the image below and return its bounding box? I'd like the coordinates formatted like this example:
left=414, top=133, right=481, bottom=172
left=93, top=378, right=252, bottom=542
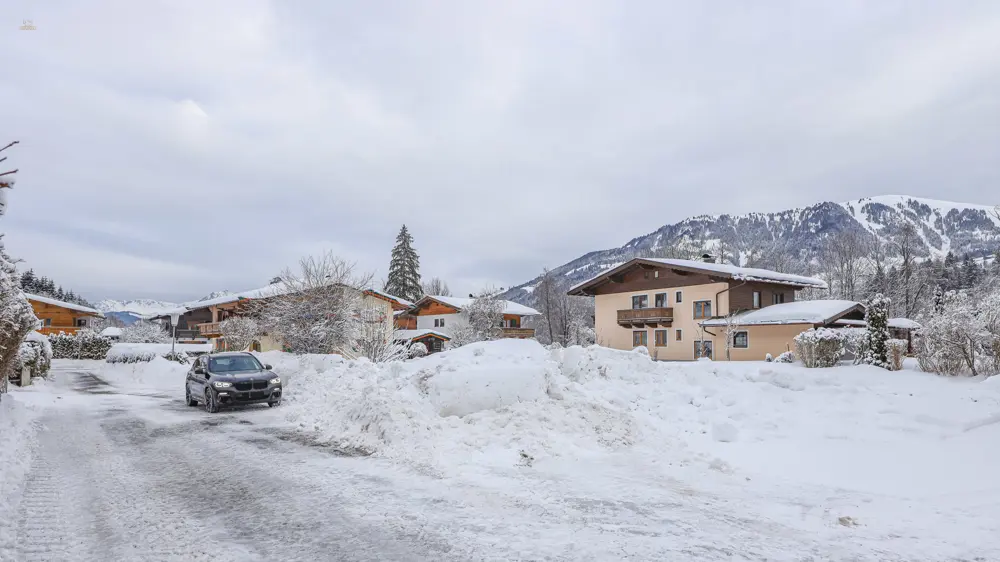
left=10, top=368, right=464, bottom=562
left=8, top=355, right=999, bottom=561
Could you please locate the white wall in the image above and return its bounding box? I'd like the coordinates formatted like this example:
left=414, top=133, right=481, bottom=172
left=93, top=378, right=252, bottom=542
left=415, top=312, right=466, bottom=337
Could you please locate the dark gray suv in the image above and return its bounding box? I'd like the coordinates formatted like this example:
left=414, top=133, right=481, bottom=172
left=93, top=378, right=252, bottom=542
left=185, top=352, right=283, bottom=413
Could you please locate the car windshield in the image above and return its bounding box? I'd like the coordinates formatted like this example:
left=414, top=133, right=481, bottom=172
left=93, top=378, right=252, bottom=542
left=208, top=355, right=262, bottom=373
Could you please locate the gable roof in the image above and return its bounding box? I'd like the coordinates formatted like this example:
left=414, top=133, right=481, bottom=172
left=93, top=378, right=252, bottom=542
left=700, top=300, right=863, bottom=327
left=185, top=283, right=407, bottom=311
left=568, top=258, right=828, bottom=295
left=25, top=293, right=104, bottom=317
left=365, top=289, right=413, bottom=310
left=412, top=295, right=540, bottom=316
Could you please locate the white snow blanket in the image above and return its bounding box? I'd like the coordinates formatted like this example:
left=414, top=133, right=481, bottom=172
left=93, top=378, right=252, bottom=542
left=0, top=395, right=43, bottom=553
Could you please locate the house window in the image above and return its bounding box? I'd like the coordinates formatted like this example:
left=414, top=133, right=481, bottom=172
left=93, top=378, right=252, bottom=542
left=654, top=270, right=659, bottom=278
left=434, top=318, right=446, bottom=328
left=654, top=293, right=667, bottom=308
left=654, top=330, right=668, bottom=347
left=643, top=270, right=650, bottom=279
left=427, top=338, right=443, bottom=353
left=752, top=291, right=761, bottom=309
left=508, top=317, right=519, bottom=328
left=43, top=318, right=52, bottom=326
left=694, top=340, right=714, bottom=359
left=693, top=300, right=712, bottom=319
left=632, top=331, right=647, bottom=348
left=675, top=291, right=683, bottom=303
left=75, top=318, right=86, bottom=327
left=732, top=331, right=749, bottom=349
left=632, top=295, right=649, bottom=309
left=675, top=329, right=683, bottom=341
left=772, top=293, right=786, bottom=305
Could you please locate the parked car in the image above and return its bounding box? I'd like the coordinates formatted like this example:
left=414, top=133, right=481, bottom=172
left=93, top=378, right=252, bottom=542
left=185, top=352, right=282, bottom=413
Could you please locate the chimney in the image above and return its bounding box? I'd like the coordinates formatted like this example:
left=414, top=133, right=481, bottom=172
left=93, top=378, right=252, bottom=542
left=701, top=253, right=714, bottom=263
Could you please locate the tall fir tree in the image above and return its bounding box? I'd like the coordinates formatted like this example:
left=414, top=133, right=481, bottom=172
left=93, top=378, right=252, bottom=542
left=384, top=225, right=423, bottom=302
left=862, top=293, right=891, bottom=369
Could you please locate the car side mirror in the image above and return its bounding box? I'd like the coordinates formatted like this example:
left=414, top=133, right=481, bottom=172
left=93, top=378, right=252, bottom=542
left=264, top=364, right=272, bottom=370
left=194, top=367, right=205, bottom=375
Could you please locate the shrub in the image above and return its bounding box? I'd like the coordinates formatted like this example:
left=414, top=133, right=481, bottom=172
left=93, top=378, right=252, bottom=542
left=794, top=328, right=845, bottom=368
left=764, top=353, right=773, bottom=362
left=106, top=347, right=190, bottom=364
left=916, top=290, right=1000, bottom=377
left=775, top=351, right=794, bottom=364
left=862, top=294, right=891, bottom=369
left=12, top=332, right=52, bottom=383
left=887, top=339, right=908, bottom=371
left=408, top=342, right=428, bottom=358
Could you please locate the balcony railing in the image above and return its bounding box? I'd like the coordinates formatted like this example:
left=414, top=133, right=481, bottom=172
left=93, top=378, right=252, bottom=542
left=198, top=322, right=222, bottom=336
left=37, top=326, right=82, bottom=336
left=617, top=307, right=673, bottom=326
left=501, top=327, right=535, bottom=338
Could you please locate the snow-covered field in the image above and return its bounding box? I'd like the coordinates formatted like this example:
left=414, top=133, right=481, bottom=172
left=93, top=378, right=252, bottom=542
left=5, top=342, right=1000, bottom=559
left=0, top=384, right=45, bottom=554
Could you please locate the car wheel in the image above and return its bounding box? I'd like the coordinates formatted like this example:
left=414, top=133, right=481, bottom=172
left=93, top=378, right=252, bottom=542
left=204, top=389, right=220, bottom=413
left=268, top=399, right=281, bottom=408
left=186, top=387, right=198, bottom=407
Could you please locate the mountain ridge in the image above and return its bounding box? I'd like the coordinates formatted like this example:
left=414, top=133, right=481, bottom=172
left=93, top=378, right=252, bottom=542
left=504, top=195, right=1000, bottom=305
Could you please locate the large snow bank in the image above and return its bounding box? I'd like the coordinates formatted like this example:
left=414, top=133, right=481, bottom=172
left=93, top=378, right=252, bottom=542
left=0, top=395, right=43, bottom=556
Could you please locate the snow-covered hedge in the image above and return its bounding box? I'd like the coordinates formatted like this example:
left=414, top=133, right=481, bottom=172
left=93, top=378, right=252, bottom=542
left=916, top=290, right=1000, bottom=377
left=106, top=343, right=207, bottom=364
left=793, top=328, right=845, bottom=368
left=49, top=330, right=113, bottom=360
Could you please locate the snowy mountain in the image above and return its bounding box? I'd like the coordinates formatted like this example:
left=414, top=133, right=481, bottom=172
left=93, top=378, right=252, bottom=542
left=94, top=299, right=181, bottom=316
left=194, top=290, right=233, bottom=303
left=505, top=195, right=1000, bottom=304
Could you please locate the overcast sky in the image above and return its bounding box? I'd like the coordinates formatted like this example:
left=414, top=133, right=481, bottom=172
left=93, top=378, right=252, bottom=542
left=3, top=1, right=1000, bottom=303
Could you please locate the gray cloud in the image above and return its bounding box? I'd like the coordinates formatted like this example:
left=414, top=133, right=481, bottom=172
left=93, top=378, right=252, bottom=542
left=2, top=0, right=1000, bottom=302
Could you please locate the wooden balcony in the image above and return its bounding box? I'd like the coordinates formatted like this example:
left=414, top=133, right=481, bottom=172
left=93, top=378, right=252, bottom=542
left=198, top=322, right=222, bottom=336
left=617, top=307, right=673, bottom=327
left=501, top=327, right=535, bottom=338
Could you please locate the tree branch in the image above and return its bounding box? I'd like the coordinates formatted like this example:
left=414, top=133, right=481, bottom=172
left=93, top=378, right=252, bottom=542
left=0, top=141, right=19, bottom=154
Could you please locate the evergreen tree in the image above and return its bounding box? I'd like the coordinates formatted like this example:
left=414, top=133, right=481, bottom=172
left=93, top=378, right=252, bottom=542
left=942, top=252, right=958, bottom=291
left=384, top=225, right=423, bottom=302
left=961, top=254, right=980, bottom=288
left=19, top=269, right=35, bottom=291
left=862, top=293, right=891, bottom=369
left=932, top=285, right=945, bottom=314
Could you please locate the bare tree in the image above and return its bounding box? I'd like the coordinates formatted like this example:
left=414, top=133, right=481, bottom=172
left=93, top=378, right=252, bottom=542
left=820, top=230, right=870, bottom=300
left=219, top=316, right=261, bottom=352
left=721, top=312, right=745, bottom=361
left=421, top=277, right=452, bottom=297
left=449, top=288, right=505, bottom=347
left=353, top=301, right=409, bottom=362
left=890, top=224, right=928, bottom=318
left=257, top=252, right=373, bottom=355
left=120, top=322, right=171, bottom=344
left=534, top=269, right=596, bottom=346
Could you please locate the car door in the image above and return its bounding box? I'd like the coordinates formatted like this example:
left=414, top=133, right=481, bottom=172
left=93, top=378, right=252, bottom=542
left=190, top=356, right=207, bottom=396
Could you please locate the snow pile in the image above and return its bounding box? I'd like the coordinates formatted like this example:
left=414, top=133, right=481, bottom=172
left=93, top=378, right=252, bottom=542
left=0, top=395, right=42, bottom=555
left=99, top=356, right=189, bottom=393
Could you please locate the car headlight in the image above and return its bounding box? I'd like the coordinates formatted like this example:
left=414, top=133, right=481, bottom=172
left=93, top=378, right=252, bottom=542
left=269, top=377, right=280, bottom=385
left=213, top=381, right=232, bottom=388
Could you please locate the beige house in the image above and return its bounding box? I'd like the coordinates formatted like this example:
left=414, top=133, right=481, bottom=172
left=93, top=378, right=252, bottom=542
left=567, top=257, right=831, bottom=361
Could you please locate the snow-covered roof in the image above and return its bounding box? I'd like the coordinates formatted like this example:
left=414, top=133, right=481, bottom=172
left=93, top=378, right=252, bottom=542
left=833, top=319, right=867, bottom=327
left=395, top=329, right=451, bottom=341
left=365, top=289, right=413, bottom=308
left=416, top=295, right=540, bottom=316
left=25, top=293, right=103, bottom=317
left=700, top=300, right=862, bottom=327
left=889, top=318, right=921, bottom=330
left=100, top=326, right=123, bottom=337
left=187, top=283, right=290, bottom=309
left=569, top=258, right=828, bottom=294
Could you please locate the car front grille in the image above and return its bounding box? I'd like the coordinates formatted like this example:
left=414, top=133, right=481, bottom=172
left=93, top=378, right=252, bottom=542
left=234, top=382, right=253, bottom=391
left=252, top=381, right=269, bottom=390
